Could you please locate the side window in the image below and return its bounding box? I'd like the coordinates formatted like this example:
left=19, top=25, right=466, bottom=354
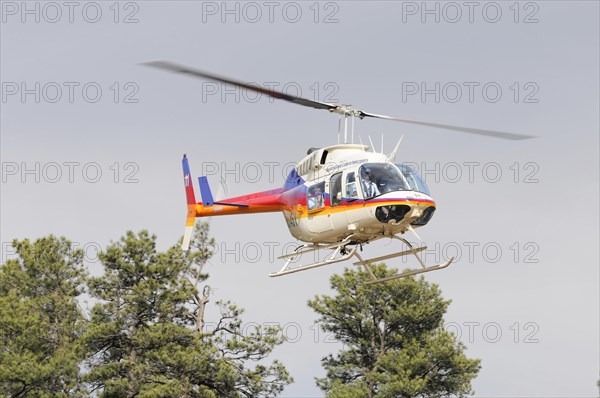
left=307, top=182, right=325, bottom=211
left=345, top=172, right=358, bottom=199
left=330, top=172, right=342, bottom=206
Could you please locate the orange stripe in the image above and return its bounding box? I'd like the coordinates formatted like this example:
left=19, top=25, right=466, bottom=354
left=192, top=198, right=434, bottom=219
left=195, top=203, right=285, bottom=217
left=294, top=199, right=435, bottom=219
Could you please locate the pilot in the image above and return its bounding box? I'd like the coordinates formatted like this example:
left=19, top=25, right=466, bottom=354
left=362, top=169, right=380, bottom=198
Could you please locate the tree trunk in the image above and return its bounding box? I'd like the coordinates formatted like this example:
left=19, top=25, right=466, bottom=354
left=195, top=285, right=211, bottom=335
left=127, top=344, right=137, bottom=398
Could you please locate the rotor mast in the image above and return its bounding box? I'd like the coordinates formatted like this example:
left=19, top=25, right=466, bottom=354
left=334, top=106, right=363, bottom=144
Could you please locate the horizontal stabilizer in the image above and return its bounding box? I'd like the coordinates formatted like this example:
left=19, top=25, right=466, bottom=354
left=213, top=201, right=249, bottom=208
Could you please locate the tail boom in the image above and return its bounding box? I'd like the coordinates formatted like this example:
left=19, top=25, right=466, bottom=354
left=180, top=154, right=286, bottom=250
left=194, top=188, right=286, bottom=217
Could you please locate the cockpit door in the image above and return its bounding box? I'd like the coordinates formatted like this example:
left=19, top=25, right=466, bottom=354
left=306, top=180, right=333, bottom=234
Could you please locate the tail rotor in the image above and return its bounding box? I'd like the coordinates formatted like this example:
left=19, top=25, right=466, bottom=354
left=181, top=154, right=197, bottom=250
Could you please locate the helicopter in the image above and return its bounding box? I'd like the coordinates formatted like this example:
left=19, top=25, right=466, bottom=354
left=145, top=61, right=534, bottom=284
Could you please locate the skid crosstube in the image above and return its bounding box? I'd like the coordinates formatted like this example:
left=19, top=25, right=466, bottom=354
left=269, top=235, right=453, bottom=283
left=270, top=236, right=356, bottom=277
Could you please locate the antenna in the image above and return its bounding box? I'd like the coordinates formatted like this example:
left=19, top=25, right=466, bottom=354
left=388, top=135, right=404, bottom=162
left=368, top=136, right=376, bottom=153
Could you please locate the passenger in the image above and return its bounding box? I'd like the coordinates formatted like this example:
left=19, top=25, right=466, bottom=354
left=348, top=184, right=358, bottom=198
left=308, top=186, right=324, bottom=210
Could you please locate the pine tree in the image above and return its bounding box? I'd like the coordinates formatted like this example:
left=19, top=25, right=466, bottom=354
left=181, top=222, right=293, bottom=397
left=0, top=236, right=87, bottom=397
left=308, top=264, right=480, bottom=398
left=83, top=225, right=291, bottom=397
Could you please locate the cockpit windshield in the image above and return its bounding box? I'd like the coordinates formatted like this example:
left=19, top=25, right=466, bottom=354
left=396, top=163, right=430, bottom=195
left=359, top=163, right=409, bottom=198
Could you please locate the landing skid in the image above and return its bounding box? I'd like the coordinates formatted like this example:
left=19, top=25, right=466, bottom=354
left=269, top=235, right=453, bottom=283
left=354, top=236, right=453, bottom=284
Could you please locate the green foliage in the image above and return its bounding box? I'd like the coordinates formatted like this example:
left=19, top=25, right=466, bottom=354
left=83, top=224, right=292, bottom=397
left=308, top=264, right=480, bottom=398
left=194, top=300, right=292, bottom=397
left=183, top=223, right=292, bottom=396
left=83, top=230, right=197, bottom=396
left=0, top=236, right=87, bottom=397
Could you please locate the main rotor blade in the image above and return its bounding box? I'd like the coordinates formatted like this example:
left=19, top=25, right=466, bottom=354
left=143, top=60, right=338, bottom=112
left=145, top=61, right=535, bottom=140
left=359, top=111, right=535, bottom=140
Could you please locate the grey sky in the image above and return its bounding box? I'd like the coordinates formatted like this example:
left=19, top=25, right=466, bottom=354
left=1, top=1, right=599, bottom=397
